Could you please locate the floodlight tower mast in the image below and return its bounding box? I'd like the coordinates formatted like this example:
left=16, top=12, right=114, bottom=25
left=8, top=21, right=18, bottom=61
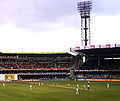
left=77, top=0, right=92, bottom=46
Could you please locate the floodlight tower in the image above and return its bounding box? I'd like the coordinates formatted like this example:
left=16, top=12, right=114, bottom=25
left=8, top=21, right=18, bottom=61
left=77, top=0, right=92, bottom=46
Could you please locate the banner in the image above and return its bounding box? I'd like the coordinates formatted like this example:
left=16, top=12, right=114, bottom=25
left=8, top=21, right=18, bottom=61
left=75, top=46, right=80, bottom=50
left=106, top=44, right=111, bottom=48
left=0, top=74, right=18, bottom=81
left=90, top=45, right=95, bottom=49
left=5, top=74, right=15, bottom=80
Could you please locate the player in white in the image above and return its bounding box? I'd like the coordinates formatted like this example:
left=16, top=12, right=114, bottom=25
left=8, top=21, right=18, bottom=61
left=3, top=83, right=5, bottom=87
left=107, top=83, right=110, bottom=88
left=84, top=84, right=86, bottom=89
left=76, top=84, right=79, bottom=88
left=87, top=84, right=90, bottom=90
left=88, top=81, right=90, bottom=85
left=68, top=84, right=70, bottom=86
left=75, top=88, right=79, bottom=95
left=39, top=82, right=41, bottom=86
left=41, top=82, right=43, bottom=86
left=30, top=85, right=32, bottom=90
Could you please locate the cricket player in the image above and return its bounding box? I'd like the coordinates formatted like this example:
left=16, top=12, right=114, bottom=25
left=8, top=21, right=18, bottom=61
left=84, top=84, right=86, bottom=89
left=87, top=84, right=90, bottom=90
left=68, top=84, right=70, bottom=86
left=3, top=83, right=5, bottom=87
left=107, top=83, right=110, bottom=88
left=75, top=88, right=79, bottom=95
left=30, top=85, right=32, bottom=90
left=88, top=81, right=90, bottom=85
left=76, top=84, right=79, bottom=88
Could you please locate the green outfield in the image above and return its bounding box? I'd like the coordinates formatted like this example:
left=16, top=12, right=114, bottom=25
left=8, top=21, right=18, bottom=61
left=0, top=81, right=120, bottom=101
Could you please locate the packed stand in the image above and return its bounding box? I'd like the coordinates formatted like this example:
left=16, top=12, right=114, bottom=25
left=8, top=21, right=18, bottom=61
left=80, top=59, right=120, bottom=70
left=0, top=56, right=76, bottom=69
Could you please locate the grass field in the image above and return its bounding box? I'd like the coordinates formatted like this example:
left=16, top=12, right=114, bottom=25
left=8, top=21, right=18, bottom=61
left=0, top=80, right=120, bottom=101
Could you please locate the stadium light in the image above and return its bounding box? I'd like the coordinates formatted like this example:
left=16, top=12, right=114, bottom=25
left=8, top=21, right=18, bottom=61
left=77, top=0, right=92, bottom=46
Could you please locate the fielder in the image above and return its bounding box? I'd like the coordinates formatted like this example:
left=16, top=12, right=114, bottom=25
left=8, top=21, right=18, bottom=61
left=68, top=84, right=70, bottom=86
left=107, top=83, right=110, bottom=88
left=87, top=84, right=90, bottom=90
left=3, top=83, right=5, bottom=87
left=39, top=82, right=41, bottom=86
left=84, top=84, right=86, bottom=89
left=75, top=88, right=79, bottom=95
left=30, top=85, right=32, bottom=90
left=88, top=81, right=90, bottom=85
left=76, top=84, right=79, bottom=88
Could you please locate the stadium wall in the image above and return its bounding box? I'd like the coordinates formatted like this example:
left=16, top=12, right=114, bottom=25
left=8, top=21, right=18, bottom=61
left=86, top=79, right=120, bottom=81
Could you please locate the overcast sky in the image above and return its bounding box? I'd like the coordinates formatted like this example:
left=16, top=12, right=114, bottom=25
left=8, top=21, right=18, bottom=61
left=0, top=0, right=120, bottom=52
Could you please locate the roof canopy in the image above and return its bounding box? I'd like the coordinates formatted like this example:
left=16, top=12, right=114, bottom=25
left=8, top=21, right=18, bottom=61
left=76, top=47, right=120, bottom=57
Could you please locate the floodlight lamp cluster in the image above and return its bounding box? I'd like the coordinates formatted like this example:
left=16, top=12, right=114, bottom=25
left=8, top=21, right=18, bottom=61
left=77, top=0, right=92, bottom=18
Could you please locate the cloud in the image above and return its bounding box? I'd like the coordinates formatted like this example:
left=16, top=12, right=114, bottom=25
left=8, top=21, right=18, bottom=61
left=0, top=22, right=80, bottom=52
left=0, top=0, right=80, bottom=30
left=91, top=15, right=120, bottom=45
left=0, top=0, right=120, bottom=52
left=92, top=0, right=120, bottom=15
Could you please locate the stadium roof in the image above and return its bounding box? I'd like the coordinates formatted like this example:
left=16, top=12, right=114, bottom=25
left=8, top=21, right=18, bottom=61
left=0, top=51, right=74, bottom=57
left=2, top=51, right=66, bottom=54
left=76, top=47, right=120, bottom=57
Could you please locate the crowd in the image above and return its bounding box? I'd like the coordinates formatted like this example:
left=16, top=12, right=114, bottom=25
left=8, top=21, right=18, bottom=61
left=80, top=59, right=120, bottom=70
left=0, top=60, right=75, bottom=69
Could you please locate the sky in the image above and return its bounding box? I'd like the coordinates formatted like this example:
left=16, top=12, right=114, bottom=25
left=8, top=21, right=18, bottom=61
left=0, top=0, right=120, bottom=52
